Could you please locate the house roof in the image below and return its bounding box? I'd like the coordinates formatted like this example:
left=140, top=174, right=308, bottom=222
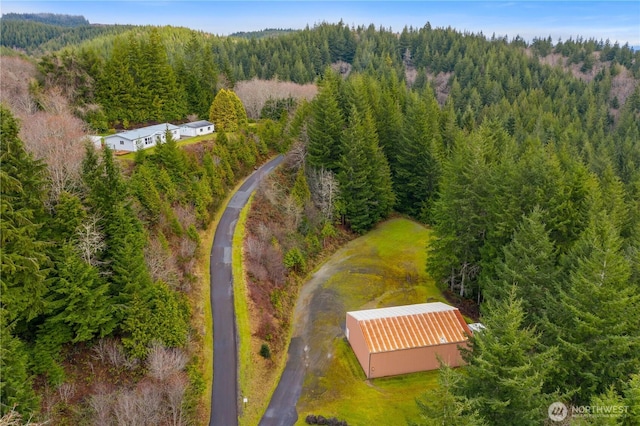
left=348, top=302, right=471, bottom=353
left=109, top=123, right=179, bottom=141
left=182, top=120, right=213, bottom=128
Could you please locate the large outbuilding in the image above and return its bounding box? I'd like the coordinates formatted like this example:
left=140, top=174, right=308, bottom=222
left=345, top=302, right=472, bottom=379
left=103, top=123, right=180, bottom=152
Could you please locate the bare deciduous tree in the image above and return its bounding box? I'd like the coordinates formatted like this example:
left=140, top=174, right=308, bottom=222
left=285, top=141, right=306, bottom=170
left=75, top=214, right=105, bottom=266
left=174, top=204, right=197, bottom=232
left=144, top=235, right=180, bottom=288
left=330, top=61, right=352, bottom=77
left=92, top=338, right=138, bottom=370
left=19, top=109, right=87, bottom=204
left=146, top=343, right=188, bottom=382
left=164, top=373, right=189, bottom=426
left=113, top=390, right=138, bottom=425
left=89, top=385, right=113, bottom=426
left=135, top=383, right=164, bottom=426
left=0, top=406, right=47, bottom=426
left=282, top=194, right=303, bottom=230
left=245, top=236, right=265, bottom=262
left=308, top=167, right=339, bottom=220
left=57, top=383, right=76, bottom=405
left=0, top=56, right=38, bottom=117
left=235, top=78, right=317, bottom=119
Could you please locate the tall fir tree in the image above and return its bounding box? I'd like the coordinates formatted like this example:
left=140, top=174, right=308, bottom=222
left=428, top=131, right=496, bottom=298
left=306, top=70, right=344, bottom=171
left=0, top=105, right=50, bottom=323
left=458, top=289, right=557, bottom=425
left=394, top=91, right=441, bottom=219
left=139, top=28, right=187, bottom=121
left=548, top=211, right=640, bottom=404
left=0, top=309, right=38, bottom=417
left=413, top=364, right=487, bottom=426
left=482, top=208, right=558, bottom=330
left=337, top=107, right=375, bottom=233
left=97, top=36, right=137, bottom=124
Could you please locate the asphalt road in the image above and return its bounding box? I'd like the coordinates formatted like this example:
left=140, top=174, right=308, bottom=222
left=259, top=337, right=306, bottom=426
left=210, top=155, right=284, bottom=426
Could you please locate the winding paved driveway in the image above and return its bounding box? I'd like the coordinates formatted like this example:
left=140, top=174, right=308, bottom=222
left=210, top=155, right=284, bottom=426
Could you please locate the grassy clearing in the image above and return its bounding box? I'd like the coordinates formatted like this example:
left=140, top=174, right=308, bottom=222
left=296, top=339, right=439, bottom=426
left=295, top=217, right=443, bottom=425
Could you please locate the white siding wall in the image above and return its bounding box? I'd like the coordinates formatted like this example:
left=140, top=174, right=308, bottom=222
left=180, top=125, right=214, bottom=137
left=180, top=127, right=196, bottom=137
left=104, top=127, right=181, bottom=152
left=104, top=136, right=136, bottom=152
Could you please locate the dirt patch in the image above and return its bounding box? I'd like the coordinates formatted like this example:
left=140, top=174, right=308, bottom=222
left=427, top=71, right=453, bottom=106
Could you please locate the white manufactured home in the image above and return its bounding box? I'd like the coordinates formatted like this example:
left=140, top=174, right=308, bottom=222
left=103, top=123, right=180, bottom=152
left=180, top=120, right=215, bottom=137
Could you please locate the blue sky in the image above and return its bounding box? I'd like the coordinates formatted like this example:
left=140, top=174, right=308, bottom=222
left=2, top=1, right=639, bottom=46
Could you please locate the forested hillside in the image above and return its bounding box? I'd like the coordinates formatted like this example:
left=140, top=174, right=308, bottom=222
left=1, top=53, right=272, bottom=425
left=1, top=18, right=639, bottom=424
left=0, top=14, right=134, bottom=55
left=1, top=13, right=90, bottom=27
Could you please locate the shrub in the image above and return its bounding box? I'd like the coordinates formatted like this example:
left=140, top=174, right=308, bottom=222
left=283, top=247, right=306, bottom=272
left=259, top=343, right=271, bottom=359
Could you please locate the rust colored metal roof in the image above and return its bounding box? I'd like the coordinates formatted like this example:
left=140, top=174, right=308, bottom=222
left=349, top=303, right=471, bottom=353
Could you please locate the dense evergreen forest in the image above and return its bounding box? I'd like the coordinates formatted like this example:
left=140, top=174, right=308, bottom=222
left=1, top=13, right=640, bottom=424
left=0, top=15, right=134, bottom=56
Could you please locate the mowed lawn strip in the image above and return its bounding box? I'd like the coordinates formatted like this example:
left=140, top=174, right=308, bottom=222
left=295, top=217, right=444, bottom=425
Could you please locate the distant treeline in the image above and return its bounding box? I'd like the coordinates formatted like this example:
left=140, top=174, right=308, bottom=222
left=0, top=16, right=134, bottom=54
left=229, top=28, right=298, bottom=39
left=1, top=12, right=89, bottom=27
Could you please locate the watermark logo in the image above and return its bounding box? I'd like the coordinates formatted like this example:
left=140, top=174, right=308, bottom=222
left=548, top=402, right=629, bottom=422
left=548, top=402, right=568, bottom=421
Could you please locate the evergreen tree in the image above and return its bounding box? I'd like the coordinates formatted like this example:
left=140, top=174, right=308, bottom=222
left=81, top=145, right=153, bottom=313
left=176, top=34, right=218, bottom=118
left=394, top=91, right=441, bottom=219
left=337, top=107, right=375, bottom=233
left=482, top=208, right=558, bottom=329
left=413, top=364, right=486, bottom=426
left=0, top=106, right=50, bottom=323
left=428, top=131, right=496, bottom=297
left=209, top=89, right=247, bottom=132
left=121, top=282, right=189, bottom=358
left=458, top=289, right=557, bottom=425
left=291, top=167, right=311, bottom=207
left=45, top=243, right=115, bottom=343
left=307, top=70, right=344, bottom=171
left=361, top=107, right=395, bottom=221
left=549, top=211, right=640, bottom=404
left=0, top=310, right=38, bottom=417
left=337, top=106, right=394, bottom=233
left=139, top=28, right=187, bottom=121
left=97, top=36, right=137, bottom=124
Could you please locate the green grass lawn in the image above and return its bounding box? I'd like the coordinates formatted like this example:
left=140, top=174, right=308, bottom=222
left=295, top=217, right=444, bottom=425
